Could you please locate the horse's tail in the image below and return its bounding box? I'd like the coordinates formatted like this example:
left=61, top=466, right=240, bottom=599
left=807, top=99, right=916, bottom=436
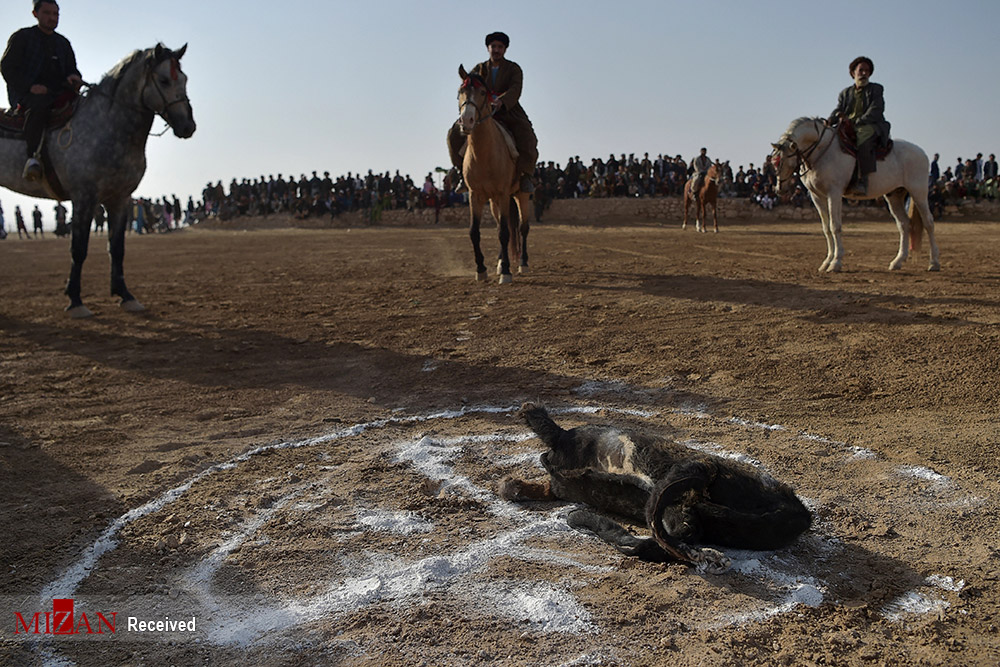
left=907, top=197, right=924, bottom=252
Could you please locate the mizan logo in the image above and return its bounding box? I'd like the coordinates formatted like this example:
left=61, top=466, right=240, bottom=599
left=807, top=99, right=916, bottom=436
left=14, top=599, right=116, bottom=635
left=12, top=598, right=197, bottom=637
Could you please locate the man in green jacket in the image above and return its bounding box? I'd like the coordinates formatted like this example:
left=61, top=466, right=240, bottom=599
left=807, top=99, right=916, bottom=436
left=448, top=31, right=539, bottom=194
left=826, top=56, right=890, bottom=196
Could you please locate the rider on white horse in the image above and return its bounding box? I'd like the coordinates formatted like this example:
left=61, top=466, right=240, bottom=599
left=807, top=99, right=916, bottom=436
left=826, top=56, right=890, bottom=197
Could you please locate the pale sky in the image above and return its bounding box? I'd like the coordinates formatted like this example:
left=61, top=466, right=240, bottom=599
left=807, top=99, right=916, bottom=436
left=1, top=0, right=996, bottom=229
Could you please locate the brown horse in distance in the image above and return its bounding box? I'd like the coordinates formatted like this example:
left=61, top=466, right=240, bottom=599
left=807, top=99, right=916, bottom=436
left=683, top=163, right=720, bottom=233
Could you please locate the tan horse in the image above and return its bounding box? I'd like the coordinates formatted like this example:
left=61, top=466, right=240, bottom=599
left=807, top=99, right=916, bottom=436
left=456, top=66, right=531, bottom=284
left=682, top=163, right=720, bottom=233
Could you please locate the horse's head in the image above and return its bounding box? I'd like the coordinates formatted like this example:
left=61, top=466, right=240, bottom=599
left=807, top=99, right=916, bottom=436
left=771, top=141, right=799, bottom=196
left=771, top=118, right=818, bottom=196
left=142, top=44, right=196, bottom=138
left=456, top=65, right=498, bottom=135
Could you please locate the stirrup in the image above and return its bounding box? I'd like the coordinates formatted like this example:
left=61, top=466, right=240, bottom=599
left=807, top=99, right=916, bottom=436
left=455, top=178, right=468, bottom=194
left=22, top=157, right=43, bottom=182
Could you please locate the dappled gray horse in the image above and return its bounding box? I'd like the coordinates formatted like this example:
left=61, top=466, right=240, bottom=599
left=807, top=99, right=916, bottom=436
left=0, top=44, right=195, bottom=317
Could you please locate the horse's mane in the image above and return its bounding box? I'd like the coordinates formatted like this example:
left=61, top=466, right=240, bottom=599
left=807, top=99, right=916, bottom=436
left=779, top=116, right=823, bottom=144
left=92, top=44, right=175, bottom=100
left=460, top=72, right=489, bottom=93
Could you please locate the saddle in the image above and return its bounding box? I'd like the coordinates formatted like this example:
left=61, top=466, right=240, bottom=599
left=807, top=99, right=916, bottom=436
left=0, top=92, right=78, bottom=136
left=493, top=119, right=519, bottom=161
left=837, top=119, right=893, bottom=161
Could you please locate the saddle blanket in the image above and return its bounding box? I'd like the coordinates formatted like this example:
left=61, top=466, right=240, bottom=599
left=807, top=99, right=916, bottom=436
left=837, top=120, right=893, bottom=161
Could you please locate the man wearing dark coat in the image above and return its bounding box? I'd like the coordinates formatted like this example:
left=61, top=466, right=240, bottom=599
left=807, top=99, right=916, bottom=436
left=448, top=31, right=539, bottom=193
left=826, top=56, right=890, bottom=196
left=1, top=0, right=82, bottom=181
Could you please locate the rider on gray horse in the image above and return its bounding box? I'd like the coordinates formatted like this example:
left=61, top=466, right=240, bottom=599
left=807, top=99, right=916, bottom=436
left=1, top=0, right=83, bottom=182
left=826, top=56, right=890, bottom=197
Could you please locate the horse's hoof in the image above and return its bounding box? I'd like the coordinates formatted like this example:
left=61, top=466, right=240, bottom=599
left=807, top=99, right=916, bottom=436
left=692, top=548, right=731, bottom=575
left=121, top=299, right=146, bottom=312
left=518, top=265, right=529, bottom=275
left=928, top=263, right=941, bottom=272
left=476, top=270, right=488, bottom=282
left=66, top=305, right=94, bottom=319
left=498, top=274, right=513, bottom=285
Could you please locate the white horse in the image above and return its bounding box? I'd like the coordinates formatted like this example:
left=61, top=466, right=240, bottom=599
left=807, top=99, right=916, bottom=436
left=771, top=117, right=939, bottom=272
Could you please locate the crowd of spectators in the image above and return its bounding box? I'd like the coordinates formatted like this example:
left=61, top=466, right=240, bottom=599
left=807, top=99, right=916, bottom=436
left=123, top=150, right=998, bottom=231
left=928, top=153, right=999, bottom=217
left=167, top=153, right=792, bottom=227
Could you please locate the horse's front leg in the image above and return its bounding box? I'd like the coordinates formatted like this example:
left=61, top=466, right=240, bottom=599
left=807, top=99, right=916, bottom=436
left=826, top=196, right=845, bottom=272
left=468, top=193, right=487, bottom=280
left=682, top=195, right=689, bottom=230
left=64, top=195, right=97, bottom=318
left=809, top=192, right=836, bottom=272
left=107, top=196, right=145, bottom=311
left=697, top=200, right=705, bottom=233
left=491, top=198, right=513, bottom=284
left=711, top=201, right=719, bottom=233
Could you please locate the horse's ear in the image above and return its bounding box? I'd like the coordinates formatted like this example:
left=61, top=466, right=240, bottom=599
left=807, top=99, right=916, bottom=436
left=459, top=65, right=468, bottom=80
left=771, top=143, right=780, bottom=150
left=175, top=43, right=188, bottom=60
left=154, top=43, right=165, bottom=61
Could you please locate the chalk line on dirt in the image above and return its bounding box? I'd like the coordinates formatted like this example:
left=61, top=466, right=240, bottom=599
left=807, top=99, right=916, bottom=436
left=35, top=395, right=974, bottom=656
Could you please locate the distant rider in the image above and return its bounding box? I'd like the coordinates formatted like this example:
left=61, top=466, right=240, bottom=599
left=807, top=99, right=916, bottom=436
left=689, top=147, right=712, bottom=202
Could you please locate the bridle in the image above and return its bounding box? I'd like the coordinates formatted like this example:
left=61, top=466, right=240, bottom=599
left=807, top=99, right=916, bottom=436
left=146, top=57, right=191, bottom=117
left=81, top=53, right=191, bottom=135
left=774, top=118, right=834, bottom=180
left=458, top=77, right=498, bottom=132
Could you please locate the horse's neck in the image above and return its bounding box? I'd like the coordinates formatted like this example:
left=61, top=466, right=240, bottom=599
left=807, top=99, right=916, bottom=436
left=467, top=118, right=509, bottom=162
left=85, top=73, right=155, bottom=149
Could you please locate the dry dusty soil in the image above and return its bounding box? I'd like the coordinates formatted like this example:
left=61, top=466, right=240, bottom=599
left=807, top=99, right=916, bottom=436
left=2, top=212, right=999, bottom=666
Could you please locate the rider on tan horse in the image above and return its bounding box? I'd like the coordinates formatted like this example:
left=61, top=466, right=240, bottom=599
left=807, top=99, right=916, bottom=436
left=689, top=147, right=712, bottom=204
left=447, top=31, right=538, bottom=195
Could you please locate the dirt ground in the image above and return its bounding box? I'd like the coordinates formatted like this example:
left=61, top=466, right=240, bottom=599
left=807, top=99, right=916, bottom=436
left=2, top=212, right=999, bottom=666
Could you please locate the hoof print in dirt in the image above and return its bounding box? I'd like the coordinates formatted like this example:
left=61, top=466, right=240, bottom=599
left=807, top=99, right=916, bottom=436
left=515, top=403, right=812, bottom=571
